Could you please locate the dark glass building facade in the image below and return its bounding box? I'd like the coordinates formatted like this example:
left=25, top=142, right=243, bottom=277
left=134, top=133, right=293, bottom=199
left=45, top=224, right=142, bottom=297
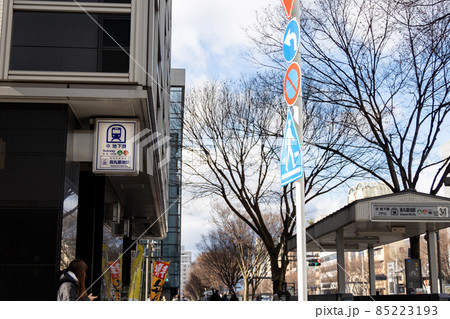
left=157, top=69, right=185, bottom=300
left=0, top=0, right=173, bottom=300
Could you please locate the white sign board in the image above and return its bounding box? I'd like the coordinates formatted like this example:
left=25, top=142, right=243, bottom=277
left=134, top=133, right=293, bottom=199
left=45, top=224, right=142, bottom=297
left=93, top=119, right=139, bottom=175
left=371, top=203, right=450, bottom=222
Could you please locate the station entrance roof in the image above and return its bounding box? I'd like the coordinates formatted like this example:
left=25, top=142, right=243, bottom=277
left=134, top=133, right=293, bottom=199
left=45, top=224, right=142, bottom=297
left=305, top=191, right=450, bottom=252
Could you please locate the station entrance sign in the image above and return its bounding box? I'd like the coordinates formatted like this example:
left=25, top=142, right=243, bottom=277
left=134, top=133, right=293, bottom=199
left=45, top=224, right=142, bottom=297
left=280, top=109, right=303, bottom=186
left=93, top=118, right=139, bottom=175
left=371, top=203, right=450, bottom=222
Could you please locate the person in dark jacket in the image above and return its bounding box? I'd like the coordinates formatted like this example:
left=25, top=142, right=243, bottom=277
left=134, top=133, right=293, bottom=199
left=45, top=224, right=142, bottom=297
left=210, top=289, right=221, bottom=301
left=57, top=259, right=97, bottom=301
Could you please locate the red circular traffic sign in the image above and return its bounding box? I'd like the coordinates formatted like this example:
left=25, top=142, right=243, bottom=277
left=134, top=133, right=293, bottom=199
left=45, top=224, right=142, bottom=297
left=283, top=62, right=301, bottom=106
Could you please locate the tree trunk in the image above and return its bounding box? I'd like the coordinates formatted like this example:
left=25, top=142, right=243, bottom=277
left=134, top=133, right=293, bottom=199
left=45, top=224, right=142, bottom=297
left=251, top=280, right=261, bottom=301
left=250, top=281, right=255, bottom=301
left=270, top=259, right=282, bottom=296
left=268, top=244, right=290, bottom=297
left=243, top=276, right=249, bottom=301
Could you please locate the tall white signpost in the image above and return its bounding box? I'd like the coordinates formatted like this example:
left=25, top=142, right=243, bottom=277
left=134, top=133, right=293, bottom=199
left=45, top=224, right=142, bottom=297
left=280, top=0, right=307, bottom=301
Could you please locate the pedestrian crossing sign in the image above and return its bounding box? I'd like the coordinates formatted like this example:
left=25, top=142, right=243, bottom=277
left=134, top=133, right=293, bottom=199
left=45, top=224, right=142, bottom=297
left=280, top=109, right=303, bottom=186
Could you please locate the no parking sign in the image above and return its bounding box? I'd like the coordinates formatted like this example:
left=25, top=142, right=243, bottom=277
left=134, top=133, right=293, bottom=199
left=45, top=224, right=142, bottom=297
left=283, top=62, right=301, bottom=106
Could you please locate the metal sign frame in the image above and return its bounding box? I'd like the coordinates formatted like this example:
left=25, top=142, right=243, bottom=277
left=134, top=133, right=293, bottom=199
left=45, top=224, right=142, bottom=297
left=93, top=118, right=139, bottom=175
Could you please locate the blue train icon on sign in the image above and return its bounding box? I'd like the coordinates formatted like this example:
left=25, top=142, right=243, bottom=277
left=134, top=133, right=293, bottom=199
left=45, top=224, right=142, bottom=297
left=107, top=124, right=126, bottom=143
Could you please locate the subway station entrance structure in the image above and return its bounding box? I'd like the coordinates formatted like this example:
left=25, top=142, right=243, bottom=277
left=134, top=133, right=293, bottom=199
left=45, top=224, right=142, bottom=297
left=304, top=190, right=450, bottom=296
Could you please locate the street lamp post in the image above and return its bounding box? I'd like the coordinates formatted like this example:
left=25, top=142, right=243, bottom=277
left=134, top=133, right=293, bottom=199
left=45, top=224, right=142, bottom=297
left=145, top=241, right=150, bottom=300
left=144, top=240, right=158, bottom=300
left=291, top=0, right=307, bottom=302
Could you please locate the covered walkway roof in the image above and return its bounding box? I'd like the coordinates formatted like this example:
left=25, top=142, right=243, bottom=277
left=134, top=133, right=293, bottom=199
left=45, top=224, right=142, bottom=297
left=293, top=190, right=450, bottom=296
left=305, top=190, right=450, bottom=252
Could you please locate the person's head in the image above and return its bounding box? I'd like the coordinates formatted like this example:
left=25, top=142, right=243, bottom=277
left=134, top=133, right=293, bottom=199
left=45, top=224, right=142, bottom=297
left=67, top=259, right=88, bottom=299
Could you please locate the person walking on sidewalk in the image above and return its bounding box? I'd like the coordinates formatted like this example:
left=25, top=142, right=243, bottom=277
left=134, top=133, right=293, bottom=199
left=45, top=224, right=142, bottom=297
left=57, top=259, right=97, bottom=301
left=210, top=289, right=221, bottom=301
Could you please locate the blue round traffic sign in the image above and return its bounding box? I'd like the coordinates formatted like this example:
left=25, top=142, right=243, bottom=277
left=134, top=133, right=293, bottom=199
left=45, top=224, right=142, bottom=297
left=283, top=18, right=300, bottom=63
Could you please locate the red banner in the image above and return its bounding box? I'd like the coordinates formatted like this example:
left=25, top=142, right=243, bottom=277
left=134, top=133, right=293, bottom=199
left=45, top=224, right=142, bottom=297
left=153, top=261, right=170, bottom=279
left=150, top=261, right=170, bottom=301
left=109, top=261, right=121, bottom=301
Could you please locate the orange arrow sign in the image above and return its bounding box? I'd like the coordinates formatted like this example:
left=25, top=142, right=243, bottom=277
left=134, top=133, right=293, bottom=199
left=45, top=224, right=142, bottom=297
left=281, top=0, right=295, bottom=19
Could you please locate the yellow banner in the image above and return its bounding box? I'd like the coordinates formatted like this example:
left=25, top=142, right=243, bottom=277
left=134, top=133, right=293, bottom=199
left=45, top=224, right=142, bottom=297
left=128, top=245, right=144, bottom=301
left=101, top=244, right=111, bottom=300
left=150, top=261, right=170, bottom=301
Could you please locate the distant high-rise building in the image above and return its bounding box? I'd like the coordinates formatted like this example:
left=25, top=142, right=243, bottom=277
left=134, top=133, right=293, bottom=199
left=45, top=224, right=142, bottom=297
left=180, top=246, right=192, bottom=296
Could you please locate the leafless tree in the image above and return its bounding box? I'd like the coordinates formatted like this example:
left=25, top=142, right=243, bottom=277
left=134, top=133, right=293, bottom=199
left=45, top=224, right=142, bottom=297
left=184, top=262, right=208, bottom=301
left=184, top=273, right=204, bottom=301
left=250, top=0, right=450, bottom=195
left=248, top=0, right=450, bottom=260
left=184, top=73, right=366, bottom=293
left=211, top=206, right=271, bottom=300
left=196, top=229, right=242, bottom=293
left=345, top=253, right=370, bottom=295
left=184, top=80, right=296, bottom=293
left=393, top=0, right=450, bottom=26
left=301, top=0, right=450, bottom=257
left=246, top=9, right=366, bottom=204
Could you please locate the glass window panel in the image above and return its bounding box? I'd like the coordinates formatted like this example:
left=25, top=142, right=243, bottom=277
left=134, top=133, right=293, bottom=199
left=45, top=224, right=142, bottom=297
left=10, top=11, right=130, bottom=73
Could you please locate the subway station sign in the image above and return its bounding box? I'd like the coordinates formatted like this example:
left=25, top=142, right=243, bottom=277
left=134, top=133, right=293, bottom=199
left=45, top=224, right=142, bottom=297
left=371, top=203, right=450, bottom=221
left=93, top=118, right=139, bottom=175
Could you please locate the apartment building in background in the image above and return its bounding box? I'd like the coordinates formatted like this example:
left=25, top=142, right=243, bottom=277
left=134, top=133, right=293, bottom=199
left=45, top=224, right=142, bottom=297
left=179, top=246, right=192, bottom=297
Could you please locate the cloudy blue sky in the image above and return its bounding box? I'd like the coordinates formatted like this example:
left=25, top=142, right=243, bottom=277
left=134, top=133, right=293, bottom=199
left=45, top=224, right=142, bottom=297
left=170, top=0, right=450, bottom=258
left=171, top=0, right=284, bottom=257
left=171, top=0, right=275, bottom=85
left=169, top=0, right=346, bottom=258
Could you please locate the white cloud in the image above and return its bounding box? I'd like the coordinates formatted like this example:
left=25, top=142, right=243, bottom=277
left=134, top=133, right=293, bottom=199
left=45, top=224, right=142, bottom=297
left=172, top=0, right=275, bottom=85
left=306, top=192, right=347, bottom=222
left=181, top=196, right=215, bottom=259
